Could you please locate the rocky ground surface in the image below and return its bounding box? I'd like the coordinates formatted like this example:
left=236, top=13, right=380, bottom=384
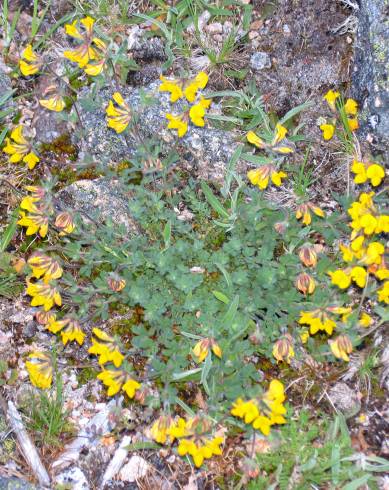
left=0, top=0, right=388, bottom=489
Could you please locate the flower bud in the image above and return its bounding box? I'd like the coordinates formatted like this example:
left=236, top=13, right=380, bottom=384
left=295, top=272, right=315, bottom=295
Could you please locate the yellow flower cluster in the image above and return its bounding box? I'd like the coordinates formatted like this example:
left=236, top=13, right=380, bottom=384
left=351, top=160, right=385, bottom=187
left=231, top=380, right=286, bottom=435
left=64, top=16, right=107, bottom=75
left=192, top=337, right=222, bottom=363
left=150, top=416, right=223, bottom=468
left=97, top=367, right=141, bottom=398
left=3, top=125, right=40, bottom=170
left=19, top=45, right=42, bottom=76
left=247, top=165, right=287, bottom=190
left=47, top=317, right=85, bottom=345
left=329, top=334, right=353, bottom=362
left=320, top=90, right=359, bottom=139
left=159, top=72, right=212, bottom=137
left=298, top=306, right=351, bottom=336
left=247, top=123, right=295, bottom=155
left=106, top=92, right=132, bottom=133
left=88, top=327, right=124, bottom=367
left=329, top=190, right=388, bottom=306
left=295, top=202, right=325, bottom=226
left=25, top=351, right=53, bottom=389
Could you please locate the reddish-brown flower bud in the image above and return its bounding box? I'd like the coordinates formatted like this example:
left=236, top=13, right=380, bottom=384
left=295, top=272, right=316, bottom=295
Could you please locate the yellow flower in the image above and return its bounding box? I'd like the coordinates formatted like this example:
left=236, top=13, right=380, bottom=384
left=366, top=163, right=385, bottom=187
left=299, top=309, right=336, bottom=335
left=351, top=160, right=367, bottom=184
left=247, top=131, right=266, bottom=148
left=272, top=336, right=294, bottom=364
left=298, top=244, right=317, bottom=268
left=150, top=416, right=178, bottom=444
left=88, top=327, right=124, bottom=367
left=193, top=338, right=222, bottom=363
left=159, top=76, right=183, bottom=102
left=25, top=351, right=53, bottom=389
left=350, top=266, right=367, bottom=288
left=231, top=380, right=286, bottom=435
left=177, top=436, right=223, bottom=467
left=19, top=45, right=42, bottom=76
left=323, top=89, right=340, bottom=111
left=39, top=94, right=66, bottom=112
left=347, top=118, right=359, bottom=131
left=184, top=71, right=209, bottom=102
left=63, top=17, right=104, bottom=69
left=55, top=212, right=75, bottom=235
left=359, top=312, right=372, bottom=328
left=361, top=242, right=385, bottom=266
left=295, top=272, right=316, bottom=295
left=351, top=235, right=365, bottom=253
left=3, top=125, right=40, bottom=169
left=247, top=165, right=287, bottom=190
left=377, top=281, right=389, bottom=304
left=300, top=330, right=310, bottom=344
left=272, top=123, right=288, bottom=145
left=166, top=113, right=188, bottom=138
left=329, top=269, right=351, bottom=289
left=106, top=92, right=132, bottom=133
left=26, top=281, right=62, bottom=311
left=295, top=202, right=325, bottom=226
left=320, top=123, right=335, bottom=140
left=329, top=334, right=353, bottom=362
left=27, top=253, right=63, bottom=283
left=189, top=97, right=211, bottom=127
left=18, top=210, right=49, bottom=237
left=48, top=317, right=85, bottom=345
left=97, top=369, right=141, bottom=398
left=344, top=98, right=358, bottom=116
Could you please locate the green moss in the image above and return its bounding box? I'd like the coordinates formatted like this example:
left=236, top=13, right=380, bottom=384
left=40, top=134, right=78, bottom=160
left=77, top=366, right=99, bottom=385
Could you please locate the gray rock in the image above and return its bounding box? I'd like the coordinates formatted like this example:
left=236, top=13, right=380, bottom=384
left=0, top=62, right=14, bottom=112
left=352, top=0, right=389, bottom=159
left=250, top=51, right=271, bottom=71
left=328, top=382, right=361, bottom=418
left=0, top=477, right=36, bottom=490
left=75, top=81, right=240, bottom=183
left=57, top=178, right=138, bottom=233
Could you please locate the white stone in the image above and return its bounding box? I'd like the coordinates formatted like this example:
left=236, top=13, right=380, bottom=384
left=118, top=455, right=151, bottom=482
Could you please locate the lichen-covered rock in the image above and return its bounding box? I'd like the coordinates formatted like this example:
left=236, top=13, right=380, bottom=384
left=0, top=477, right=36, bottom=490
left=0, top=61, right=14, bottom=112
left=75, top=82, right=240, bottom=183
left=328, top=382, right=361, bottom=418
left=57, top=179, right=138, bottom=233
left=352, top=0, right=389, bottom=159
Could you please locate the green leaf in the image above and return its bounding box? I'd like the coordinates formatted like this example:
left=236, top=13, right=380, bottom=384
left=163, top=220, right=171, bottom=249
left=201, top=182, right=230, bottom=219
left=201, top=352, right=212, bottom=396
left=0, top=209, right=19, bottom=252
left=222, top=295, right=239, bottom=327
left=341, top=474, right=372, bottom=490
left=212, top=290, right=230, bottom=304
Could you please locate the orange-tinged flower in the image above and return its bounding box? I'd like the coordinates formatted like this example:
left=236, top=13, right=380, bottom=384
left=329, top=334, right=352, bottom=362
left=295, top=272, right=316, bottom=295
left=55, top=212, right=75, bottom=234
left=107, top=274, right=126, bottom=292
left=193, top=338, right=222, bottom=363
left=272, top=335, right=294, bottom=364
left=298, top=244, right=317, bottom=267
left=295, top=202, right=325, bottom=226
left=36, top=310, right=56, bottom=325
left=347, top=118, right=359, bottom=132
